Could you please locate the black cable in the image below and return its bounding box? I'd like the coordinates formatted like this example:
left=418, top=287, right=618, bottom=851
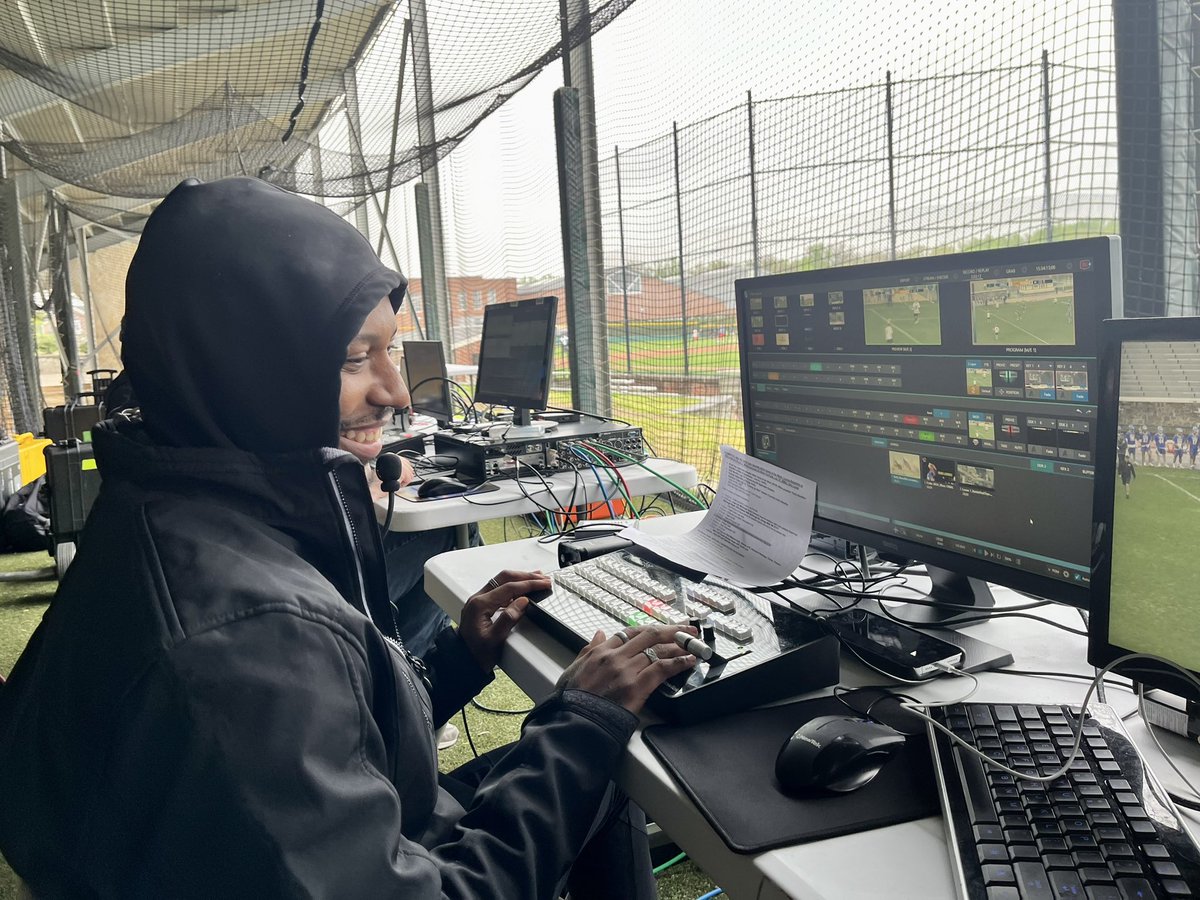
left=470, top=698, right=535, bottom=715
left=875, top=605, right=1089, bottom=637
left=803, top=582, right=1055, bottom=614
left=459, top=707, right=479, bottom=758
left=375, top=453, right=403, bottom=533
left=281, top=0, right=326, bottom=144
left=1169, top=791, right=1200, bottom=812
left=992, top=667, right=1136, bottom=694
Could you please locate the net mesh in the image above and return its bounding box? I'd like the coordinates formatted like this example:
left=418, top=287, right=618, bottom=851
left=0, top=0, right=1196, bottom=490
left=0, top=0, right=632, bottom=204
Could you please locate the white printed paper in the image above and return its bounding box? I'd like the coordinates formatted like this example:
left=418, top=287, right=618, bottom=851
left=620, top=445, right=815, bottom=586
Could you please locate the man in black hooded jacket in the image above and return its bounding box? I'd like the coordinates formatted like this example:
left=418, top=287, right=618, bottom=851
left=0, top=177, right=698, bottom=898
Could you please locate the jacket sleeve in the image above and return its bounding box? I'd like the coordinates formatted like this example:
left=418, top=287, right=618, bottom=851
left=431, top=689, right=639, bottom=900
left=101, top=610, right=634, bottom=900
left=422, top=624, right=493, bottom=726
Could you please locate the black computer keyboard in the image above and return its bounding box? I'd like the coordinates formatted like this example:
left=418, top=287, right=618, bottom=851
left=929, top=702, right=1200, bottom=899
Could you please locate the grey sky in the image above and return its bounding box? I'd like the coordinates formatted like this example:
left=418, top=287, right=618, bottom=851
left=365, top=0, right=1116, bottom=280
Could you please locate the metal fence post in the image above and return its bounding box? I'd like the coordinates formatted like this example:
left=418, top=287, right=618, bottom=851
left=1112, top=0, right=1165, bottom=316
left=615, top=145, right=632, bottom=374
left=75, top=224, right=98, bottom=376
left=560, top=0, right=611, bottom=415
left=1041, top=50, right=1054, bottom=241
left=748, top=90, right=761, bottom=276
left=885, top=71, right=898, bottom=260
left=0, top=153, right=40, bottom=432
left=556, top=87, right=605, bottom=413
left=414, top=184, right=444, bottom=347
left=411, top=0, right=451, bottom=348
left=673, top=122, right=689, bottom=376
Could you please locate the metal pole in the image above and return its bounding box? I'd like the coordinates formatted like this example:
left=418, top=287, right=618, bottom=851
left=366, top=189, right=424, bottom=338
left=75, top=224, right=98, bottom=376
left=615, top=145, right=632, bottom=374
left=377, top=18, right=412, bottom=258
left=747, top=90, right=761, bottom=276
left=1041, top=50, right=1054, bottom=242
left=1112, top=0, right=1165, bottom=316
left=885, top=71, right=898, bottom=260
left=557, top=0, right=611, bottom=414
left=673, top=122, right=689, bottom=376
left=556, top=88, right=601, bottom=412
left=559, top=0, right=572, bottom=88
left=341, top=80, right=371, bottom=241
left=411, top=0, right=451, bottom=348
left=0, top=152, right=41, bottom=431
left=415, top=184, right=443, bottom=346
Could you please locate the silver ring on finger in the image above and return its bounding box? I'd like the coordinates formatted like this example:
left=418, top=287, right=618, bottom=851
left=643, top=647, right=658, bottom=663
left=614, top=631, right=630, bottom=645
left=485, top=577, right=500, bottom=591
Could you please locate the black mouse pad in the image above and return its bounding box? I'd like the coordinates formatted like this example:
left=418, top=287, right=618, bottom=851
left=641, top=692, right=940, bottom=854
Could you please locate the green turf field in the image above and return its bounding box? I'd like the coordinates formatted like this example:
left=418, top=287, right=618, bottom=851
left=863, top=298, right=943, bottom=345
left=604, top=341, right=740, bottom=373
left=1108, top=466, right=1200, bottom=670
left=971, top=297, right=1076, bottom=346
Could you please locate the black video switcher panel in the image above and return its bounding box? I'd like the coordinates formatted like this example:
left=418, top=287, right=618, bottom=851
left=528, top=549, right=841, bottom=723
left=433, top=420, right=646, bottom=483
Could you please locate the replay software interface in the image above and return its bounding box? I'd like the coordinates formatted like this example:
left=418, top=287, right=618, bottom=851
left=738, top=243, right=1116, bottom=592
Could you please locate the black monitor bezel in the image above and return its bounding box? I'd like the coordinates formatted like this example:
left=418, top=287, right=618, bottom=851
left=1088, top=315, right=1200, bottom=701
left=735, top=236, right=1121, bottom=611
left=473, top=296, right=559, bottom=411
left=402, top=340, right=454, bottom=425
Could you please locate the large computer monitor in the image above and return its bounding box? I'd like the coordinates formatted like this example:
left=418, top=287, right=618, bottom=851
left=736, top=236, right=1121, bottom=621
left=402, top=340, right=454, bottom=426
left=1090, top=316, right=1200, bottom=701
left=474, top=296, right=559, bottom=430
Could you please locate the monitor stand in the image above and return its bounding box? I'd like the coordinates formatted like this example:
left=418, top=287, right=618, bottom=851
left=893, top=565, right=996, bottom=627
left=860, top=562, right=1012, bottom=673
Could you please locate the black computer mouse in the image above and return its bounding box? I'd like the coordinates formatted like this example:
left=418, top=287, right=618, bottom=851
left=417, top=476, right=471, bottom=499
left=774, top=715, right=907, bottom=795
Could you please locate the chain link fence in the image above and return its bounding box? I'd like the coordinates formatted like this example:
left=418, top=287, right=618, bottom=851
left=2, top=0, right=1197, bottom=493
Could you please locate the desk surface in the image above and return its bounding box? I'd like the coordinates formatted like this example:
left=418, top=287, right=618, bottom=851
left=376, top=457, right=697, bottom=532
left=423, top=512, right=1200, bottom=900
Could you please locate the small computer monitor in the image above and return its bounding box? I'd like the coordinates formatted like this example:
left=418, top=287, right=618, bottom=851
left=474, top=296, right=559, bottom=426
left=1090, top=316, right=1200, bottom=701
left=402, top=340, right=454, bottom=426
left=736, top=236, right=1121, bottom=621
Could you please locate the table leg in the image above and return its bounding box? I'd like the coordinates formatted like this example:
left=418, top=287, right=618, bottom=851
left=455, top=523, right=471, bottom=549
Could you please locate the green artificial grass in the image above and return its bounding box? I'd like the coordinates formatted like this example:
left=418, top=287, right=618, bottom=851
left=0, top=530, right=721, bottom=900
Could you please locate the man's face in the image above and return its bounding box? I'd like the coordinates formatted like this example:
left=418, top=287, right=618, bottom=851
left=339, top=296, right=410, bottom=463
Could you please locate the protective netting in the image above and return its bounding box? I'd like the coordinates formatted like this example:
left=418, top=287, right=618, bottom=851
left=1, top=0, right=1197, bottom=492
left=0, top=0, right=631, bottom=207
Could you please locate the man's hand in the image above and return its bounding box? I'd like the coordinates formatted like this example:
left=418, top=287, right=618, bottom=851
left=556, top=624, right=699, bottom=715
left=458, top=570, right=551, bottom=672
left=396, top=455, right=415, bottom=488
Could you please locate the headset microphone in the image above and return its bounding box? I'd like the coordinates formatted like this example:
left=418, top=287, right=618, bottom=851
left=376, top=452, right=404, bottom=532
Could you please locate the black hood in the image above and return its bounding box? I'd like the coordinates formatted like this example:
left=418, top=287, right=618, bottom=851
left=122, top=177, right=407, bottom=453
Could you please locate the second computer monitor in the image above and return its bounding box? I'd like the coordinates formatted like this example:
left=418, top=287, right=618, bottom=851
left=474, top=296, right=559, bottom=426
left=1090, top=316, right=1200, bottom=700
left=736, top=236, right=1121, bottom=614
left=402, top=340, right=454, bottom=426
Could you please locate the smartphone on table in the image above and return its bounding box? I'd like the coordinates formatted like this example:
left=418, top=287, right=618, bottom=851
left=824, top=608, right=964, bottom=680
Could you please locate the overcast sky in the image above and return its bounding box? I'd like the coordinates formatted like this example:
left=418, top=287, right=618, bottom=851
left=375, top=0, right=1116, bottom=280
